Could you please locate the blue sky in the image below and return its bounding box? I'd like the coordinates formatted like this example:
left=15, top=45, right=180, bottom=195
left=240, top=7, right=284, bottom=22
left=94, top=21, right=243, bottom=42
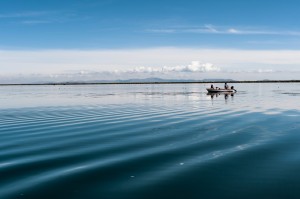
left=1, top=0, right=300, bottom=82
left=1, top=0, right=300, bottom=49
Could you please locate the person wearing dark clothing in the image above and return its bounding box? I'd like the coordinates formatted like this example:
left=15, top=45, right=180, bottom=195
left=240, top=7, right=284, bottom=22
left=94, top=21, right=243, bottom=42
left=224, top=83, right=229, bottom=89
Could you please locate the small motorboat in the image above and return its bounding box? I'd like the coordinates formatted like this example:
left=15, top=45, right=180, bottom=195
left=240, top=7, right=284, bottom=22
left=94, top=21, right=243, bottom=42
left=207, top=88, right=237, bottom=93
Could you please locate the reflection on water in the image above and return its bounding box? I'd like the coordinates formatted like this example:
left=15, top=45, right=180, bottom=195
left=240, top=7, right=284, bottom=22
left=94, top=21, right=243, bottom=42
left=0, top=83, right=300, bottom=199
left=207, top=92, right=235, bottom=100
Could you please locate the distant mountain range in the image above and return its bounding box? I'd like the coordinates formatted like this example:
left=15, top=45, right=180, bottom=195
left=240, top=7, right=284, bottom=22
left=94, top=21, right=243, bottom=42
left=3, top=78, right=300, bottom=85
left=116, top=78, right=235, bottom=83
left=70, top=78, right=236, bottom=84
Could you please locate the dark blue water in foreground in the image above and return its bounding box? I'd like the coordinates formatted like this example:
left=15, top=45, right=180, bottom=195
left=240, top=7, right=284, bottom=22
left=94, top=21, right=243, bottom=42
left=1, top=83, right=300, bottom=199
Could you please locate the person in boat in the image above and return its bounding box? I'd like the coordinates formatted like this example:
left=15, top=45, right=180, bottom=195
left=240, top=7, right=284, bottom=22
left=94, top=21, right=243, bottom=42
left=231, top=86, right=237, bottom=92
left=210, top=84, right=214, bottom=89
left=224, top=82, right=229, bottom=89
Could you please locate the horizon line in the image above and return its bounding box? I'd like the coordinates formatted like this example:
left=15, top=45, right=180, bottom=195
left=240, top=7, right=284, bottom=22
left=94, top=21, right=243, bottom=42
left=1, top=80, right=300, bottom=86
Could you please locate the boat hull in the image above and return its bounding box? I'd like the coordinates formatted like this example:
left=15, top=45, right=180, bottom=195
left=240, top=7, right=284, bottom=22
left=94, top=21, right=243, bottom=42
left=207, top=88, right=236, bottom=93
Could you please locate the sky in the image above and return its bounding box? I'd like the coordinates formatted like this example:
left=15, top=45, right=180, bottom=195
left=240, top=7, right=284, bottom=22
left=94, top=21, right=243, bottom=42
left=1, top=0, right=300, bottom=82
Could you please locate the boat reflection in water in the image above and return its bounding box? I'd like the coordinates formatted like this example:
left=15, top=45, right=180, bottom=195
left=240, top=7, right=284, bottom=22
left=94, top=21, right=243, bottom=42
left=207, top=92, right=235, bottom=100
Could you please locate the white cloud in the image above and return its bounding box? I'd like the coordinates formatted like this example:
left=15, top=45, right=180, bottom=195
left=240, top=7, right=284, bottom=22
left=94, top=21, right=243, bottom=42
left=148, top=25, right=300, bottom=36
left=21, top=20, right=52, bottom=25
left=0, top=10, right=81, bottom=25
left=202, top=24, right=218, bottom=33
left=227, top=28, right=239, bottom=34
left=0, top=11, right=52, bottom=18
left=164, top=61, right=220, bottom=72
left=2, top=47, right=300, bottom=83
left=129, top=61, right=220, bottom=73
left=147, top=29, right=176, bottom=33
left=257, top=69, right=274, bottom=73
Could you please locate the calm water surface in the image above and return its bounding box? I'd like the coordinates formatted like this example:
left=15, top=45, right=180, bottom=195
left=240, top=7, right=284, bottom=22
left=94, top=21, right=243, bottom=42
left=1, top=83, right=300, bottom=199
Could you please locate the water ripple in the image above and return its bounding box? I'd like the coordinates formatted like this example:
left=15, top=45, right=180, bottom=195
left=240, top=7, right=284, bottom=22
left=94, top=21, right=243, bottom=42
left=1, top=84, right=300, bottom=199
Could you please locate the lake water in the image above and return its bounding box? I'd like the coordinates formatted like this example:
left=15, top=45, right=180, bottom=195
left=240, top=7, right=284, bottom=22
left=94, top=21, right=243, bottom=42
left=1, top=83, right=300, bottom=199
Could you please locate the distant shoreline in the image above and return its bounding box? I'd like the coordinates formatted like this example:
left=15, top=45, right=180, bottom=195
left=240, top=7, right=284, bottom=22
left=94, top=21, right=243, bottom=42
left=1, top=80, right=300, bottom=86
